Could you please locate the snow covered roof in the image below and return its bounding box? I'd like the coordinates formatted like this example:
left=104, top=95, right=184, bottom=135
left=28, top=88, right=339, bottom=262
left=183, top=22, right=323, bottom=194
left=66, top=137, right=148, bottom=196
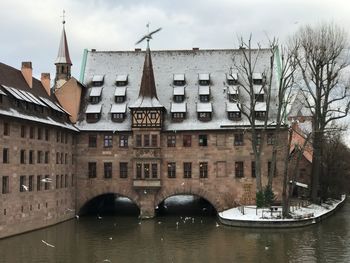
left=226, top=102, right=240, bottom=112
left=171, top=102, right=187, bottom=113
left=92, top=75, right=104, bottom=82
left=228, top=86, right=238, bottom=94
left=197, top=102, right=212, bottom=112
left=253, top=85, right=264, bottom=94
left=90, top=87, right=103, bottom=97
left=129, top=96, right=164, bottom=108
left=116, top=74, right=128, bottom=82
left=114, top=87, right=127, bottom=96
left=199, top=73, right=210, bottom=81
left=77, top=48, right=278, bottom=131
left=111, top=103, right=127, bottom=113
left=199, top=86, right=210, bottom=95
left=40, top=97, right=64, bottom=113
left=227, top=73, right=238, bottom=80
left=253, top=72, right=263, bottom=80
left=173, top=86, right=185, bottom=96
left=86, top=104, right=102, bottom=114
left=255, top=102, right=267, bottom=111
left=174, top=74, right=185, bottom=81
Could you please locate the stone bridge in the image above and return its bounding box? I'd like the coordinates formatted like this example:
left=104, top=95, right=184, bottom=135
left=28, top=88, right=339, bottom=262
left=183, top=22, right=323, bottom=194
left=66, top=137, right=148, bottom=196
left=75, top=177, right=251, bottom=218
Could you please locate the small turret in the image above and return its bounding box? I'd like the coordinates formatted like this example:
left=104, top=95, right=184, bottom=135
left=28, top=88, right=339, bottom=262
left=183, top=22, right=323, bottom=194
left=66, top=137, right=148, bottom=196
left=55, top=11, right=72, bottom=83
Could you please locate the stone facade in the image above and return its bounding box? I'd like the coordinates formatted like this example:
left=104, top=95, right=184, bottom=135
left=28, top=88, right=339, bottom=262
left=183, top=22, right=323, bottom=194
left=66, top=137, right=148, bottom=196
left=75, top=129, right=289, bottom=218
left=0, top=116, right=76, bottom=239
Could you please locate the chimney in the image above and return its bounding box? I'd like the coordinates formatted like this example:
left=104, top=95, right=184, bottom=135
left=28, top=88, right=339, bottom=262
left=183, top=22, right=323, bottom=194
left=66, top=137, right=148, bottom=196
left=21, top=62, right=33, bottom=88
left=41, top=73, right=51, bottom=96
left=192, top=47, right=199, bottom=51
left=135, top=48, right=141, bottom=52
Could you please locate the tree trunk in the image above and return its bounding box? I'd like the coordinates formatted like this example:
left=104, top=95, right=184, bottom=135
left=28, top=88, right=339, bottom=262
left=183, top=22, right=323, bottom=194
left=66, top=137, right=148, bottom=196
left=282, top=128, right=293, bottom=218
left=311, top=131, right=323, bottom=203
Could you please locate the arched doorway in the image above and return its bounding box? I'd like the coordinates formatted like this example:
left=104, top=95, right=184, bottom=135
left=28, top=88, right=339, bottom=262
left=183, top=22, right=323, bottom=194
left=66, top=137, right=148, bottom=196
left=79, top=193, right=140, bottom=216
left=156, top=194, right=217, bottom=216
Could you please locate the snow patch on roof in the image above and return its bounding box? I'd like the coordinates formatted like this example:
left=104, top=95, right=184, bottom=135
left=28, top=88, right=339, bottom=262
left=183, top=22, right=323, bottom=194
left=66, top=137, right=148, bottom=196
left=111, top=103, right=127, bottom=113
left=86, top=104, right=102, bottom=113
left=171, top=102, right=187, bottom=113
left=90, top=87, right=103, bottom=97
left=197, top=102, right=212, bottom=112
left=114, top=86, right=127, bottom=96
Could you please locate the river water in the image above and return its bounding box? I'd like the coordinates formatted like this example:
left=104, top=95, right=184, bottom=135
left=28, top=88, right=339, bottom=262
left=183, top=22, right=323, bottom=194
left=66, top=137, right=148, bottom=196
left=1, top=198, right=350, bottom=263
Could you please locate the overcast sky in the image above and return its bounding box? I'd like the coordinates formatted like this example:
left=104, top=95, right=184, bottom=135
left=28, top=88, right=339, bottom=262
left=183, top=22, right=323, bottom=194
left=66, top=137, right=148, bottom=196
left=0, top=0, right=349, bottom=79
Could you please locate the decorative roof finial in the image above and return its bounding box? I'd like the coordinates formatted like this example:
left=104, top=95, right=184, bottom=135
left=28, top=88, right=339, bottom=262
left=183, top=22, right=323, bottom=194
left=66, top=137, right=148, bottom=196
left=61, top=10, right=66, bottom=25
left=135, top=23, right=162, bottom=49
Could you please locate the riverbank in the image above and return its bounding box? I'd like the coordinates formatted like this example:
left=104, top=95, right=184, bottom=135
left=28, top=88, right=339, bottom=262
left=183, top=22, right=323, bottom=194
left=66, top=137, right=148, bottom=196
left=218, top=194, right=346, bottom=228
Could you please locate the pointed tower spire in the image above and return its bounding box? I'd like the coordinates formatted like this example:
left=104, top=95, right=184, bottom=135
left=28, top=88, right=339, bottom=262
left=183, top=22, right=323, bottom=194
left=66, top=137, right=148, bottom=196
left=139, top=44, right=158, bottom=99
left=55, top=10, right=72, bottom=82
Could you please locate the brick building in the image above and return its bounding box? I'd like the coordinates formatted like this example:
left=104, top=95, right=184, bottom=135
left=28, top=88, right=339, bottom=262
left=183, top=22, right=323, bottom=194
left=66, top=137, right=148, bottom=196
left=0, top=23, right=297, bottom=238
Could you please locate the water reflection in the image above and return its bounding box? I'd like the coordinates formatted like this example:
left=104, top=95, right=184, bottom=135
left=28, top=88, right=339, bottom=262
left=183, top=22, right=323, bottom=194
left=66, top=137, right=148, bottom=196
left=0, top=199, right=350, bottom=263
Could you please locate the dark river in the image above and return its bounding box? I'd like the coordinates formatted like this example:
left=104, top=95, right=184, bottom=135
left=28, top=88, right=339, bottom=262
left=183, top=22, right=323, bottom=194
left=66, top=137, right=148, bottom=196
left=1, top=196, right=350, bottom=263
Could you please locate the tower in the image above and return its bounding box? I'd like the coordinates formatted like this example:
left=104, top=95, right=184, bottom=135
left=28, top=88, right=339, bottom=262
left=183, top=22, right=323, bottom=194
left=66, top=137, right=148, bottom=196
left=129, top=26, right=165, bottom=218
left=55, top=11, right=72, bottom=83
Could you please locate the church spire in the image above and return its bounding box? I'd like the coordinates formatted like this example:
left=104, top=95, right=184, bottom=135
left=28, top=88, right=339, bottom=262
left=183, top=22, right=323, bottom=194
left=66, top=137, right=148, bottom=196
left=55, top=10, right=72, bottom=82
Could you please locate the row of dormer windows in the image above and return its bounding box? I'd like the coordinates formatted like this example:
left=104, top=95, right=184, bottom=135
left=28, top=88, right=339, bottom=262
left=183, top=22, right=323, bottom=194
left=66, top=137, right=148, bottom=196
left=92, top=74, right=128, bottom=87
left=86, top=108, right=266, bottom=123
left=91, top=73, right=264, bottom=88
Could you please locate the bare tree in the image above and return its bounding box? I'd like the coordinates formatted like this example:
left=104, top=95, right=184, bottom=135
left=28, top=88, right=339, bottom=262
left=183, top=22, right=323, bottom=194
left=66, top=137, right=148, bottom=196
left=292, top=22, right=350, bottom=203
left=230, top=36, right=270, bottom=193
left=267, top=44, right=298, bottom=189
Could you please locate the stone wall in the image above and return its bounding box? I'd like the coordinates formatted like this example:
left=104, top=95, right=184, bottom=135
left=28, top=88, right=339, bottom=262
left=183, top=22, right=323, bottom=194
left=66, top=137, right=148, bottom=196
left=75, top=129, right=289, bottom=217
left=0, top=117, right=76, bottom=238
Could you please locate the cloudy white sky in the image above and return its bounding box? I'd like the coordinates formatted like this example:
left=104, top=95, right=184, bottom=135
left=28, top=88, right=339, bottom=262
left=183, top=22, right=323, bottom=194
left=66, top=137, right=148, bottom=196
left=0, top=0, right=349, bottom=79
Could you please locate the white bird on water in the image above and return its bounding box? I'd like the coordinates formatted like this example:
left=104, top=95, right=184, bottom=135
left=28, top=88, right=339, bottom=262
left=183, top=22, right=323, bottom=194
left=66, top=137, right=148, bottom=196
left=103, top=259, right=111, bottom=263
left=75, top=215, right=79, bottom=219
left=216, top=222, right=220, bottom=227
left=41, top=240, right=55, bottom=248
left=97, top=215, right=102, bottom=220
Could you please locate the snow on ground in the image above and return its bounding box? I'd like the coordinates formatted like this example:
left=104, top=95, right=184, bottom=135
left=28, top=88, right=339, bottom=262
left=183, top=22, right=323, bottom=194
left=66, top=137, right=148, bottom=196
left=219, top=195, right=346, bottom=222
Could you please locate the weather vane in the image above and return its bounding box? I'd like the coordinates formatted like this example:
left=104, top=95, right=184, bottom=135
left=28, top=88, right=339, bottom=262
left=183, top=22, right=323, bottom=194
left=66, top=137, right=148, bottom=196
left=135, top=23, right=162, bottom=47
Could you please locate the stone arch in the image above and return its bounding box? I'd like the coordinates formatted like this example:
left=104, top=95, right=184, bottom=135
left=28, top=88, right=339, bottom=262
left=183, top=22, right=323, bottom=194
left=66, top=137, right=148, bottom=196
left=77, top=187, right=141, bottom=215
left=155, top=187, right=223, bottom=213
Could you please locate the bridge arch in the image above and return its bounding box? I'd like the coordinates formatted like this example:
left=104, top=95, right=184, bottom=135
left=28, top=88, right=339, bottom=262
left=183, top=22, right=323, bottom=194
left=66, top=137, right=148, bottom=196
left=155, top=187, right=222, bottom=213
left=77, top=190, right=141, bottom=216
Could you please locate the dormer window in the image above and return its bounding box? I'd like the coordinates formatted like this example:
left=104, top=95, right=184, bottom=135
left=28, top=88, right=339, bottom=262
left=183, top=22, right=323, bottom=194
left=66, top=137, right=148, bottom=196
left=111, top=103, right=126, bottom=122
left=173, top=74, right=185, bottom=86
left=197, top=102, right=212, bottom=121
left=173, top=86, right=185, bottom=103
left=227, top=73, right=238, bottom=85
left=116, top=74, right=128, bottom=86
left=86, top=104, right=102, bottom=123
left=198, top=73, right=210, bottom=85
left=254, top=85, right=264, bottom=102
left=115, top=87, right=126, bottom=103
left=89, top=87, right=103, bottom=104
left=228, top=86, right=239, bottom=102
left=252, top=72, right=264, bottom=85
left=227, top=103, right=241, bottom=121
left=92, top=75, right=104, bottom=86
left=171, top=102, right=187, bottom=122
left=199, top=86, right=210, bottom=102
left=254, top=102, right=267, bottom=120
